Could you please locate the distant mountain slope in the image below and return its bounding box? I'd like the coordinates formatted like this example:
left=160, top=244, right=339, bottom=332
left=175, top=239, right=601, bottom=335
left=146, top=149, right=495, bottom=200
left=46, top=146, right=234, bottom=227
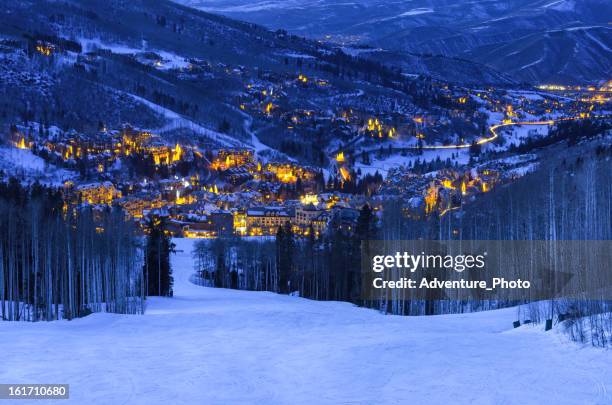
left=0, top=0, right=337, bottom=145
left=0, top=0, right=518, bottom=150
left=175, top=0, right=612, bottom=83
left=354, top=49, right=516, bottom=86
left=465, top=26, right=612, bottom=84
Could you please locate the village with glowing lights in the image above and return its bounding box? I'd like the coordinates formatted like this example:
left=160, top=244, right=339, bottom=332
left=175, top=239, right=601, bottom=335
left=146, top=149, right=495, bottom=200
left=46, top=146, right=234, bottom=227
left=5, top=50, right=611, bottom=240
left=0, top=1, right=611, bottom=242
left=1, top=2, right=612, bottom=403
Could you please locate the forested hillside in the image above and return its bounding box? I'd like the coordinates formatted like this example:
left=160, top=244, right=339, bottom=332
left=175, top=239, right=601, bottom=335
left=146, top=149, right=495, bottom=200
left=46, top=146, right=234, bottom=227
left=0, top=180, right=144, bottom=321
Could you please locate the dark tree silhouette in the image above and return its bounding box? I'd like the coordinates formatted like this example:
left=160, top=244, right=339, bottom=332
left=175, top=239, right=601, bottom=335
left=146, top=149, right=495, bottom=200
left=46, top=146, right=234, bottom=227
left=143, top=216, right=175, bottom=297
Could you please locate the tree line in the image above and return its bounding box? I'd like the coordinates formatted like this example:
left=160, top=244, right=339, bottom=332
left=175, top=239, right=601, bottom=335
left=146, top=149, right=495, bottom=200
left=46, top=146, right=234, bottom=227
left=191, top=142, right=612, bottom=346
left=193, top=204, right=376, bottom=303
left=0, top=179, right=144, bottom=321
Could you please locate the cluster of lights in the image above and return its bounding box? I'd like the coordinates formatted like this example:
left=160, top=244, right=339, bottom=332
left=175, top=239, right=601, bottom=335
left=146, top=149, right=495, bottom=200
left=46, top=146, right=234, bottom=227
left=366, top=118, right=396, bottom=139
left=35, top=44, right=54, bottom=56
left=300, top=194, right=319, bottom=206
left=264, top=102, right=274, bottom=115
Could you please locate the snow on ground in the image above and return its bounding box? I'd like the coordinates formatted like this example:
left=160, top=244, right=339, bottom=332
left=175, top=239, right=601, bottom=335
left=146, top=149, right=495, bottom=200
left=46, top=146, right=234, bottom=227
left=279, top=52, right=316, bottom=59
left=0, top=147, right=45, bottom=171
left=234, top=106, right=272, bottom=154
left=506, top=90, right=546, bottom=101
left=373, top=7, right=434, bottom=22
left=356, top=149, right=470, bottom=176
left=126, top=93, right=244, bottom=148
left=519, top=56, right=545, bottom=71
left=486, top=111, right=505, bottom=126
left=398, top=7, right=434, bottom=16
left=79, top=37, right=141, bottom=55
left=1, top=238, right=610, bottom=405
left=507, top=162, right=538, bottom=177
left=79, top=38, right=190, bottom=70
left=491, top=123, right=550, bottom=151
left=584, top=29, right=612, bottom=52
left=340, top=47, right=383, bottom=57
left=542, top=0, right=575, bottom=12
left=183, top=0, right=306, bottom=13
left=490, top=153, right=538, bottom=166
left=0, top=147, right=75, bottom=185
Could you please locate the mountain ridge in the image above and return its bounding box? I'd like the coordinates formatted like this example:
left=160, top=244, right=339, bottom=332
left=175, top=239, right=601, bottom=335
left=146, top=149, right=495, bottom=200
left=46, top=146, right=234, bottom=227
left=174, top=0, right=611, bottom=83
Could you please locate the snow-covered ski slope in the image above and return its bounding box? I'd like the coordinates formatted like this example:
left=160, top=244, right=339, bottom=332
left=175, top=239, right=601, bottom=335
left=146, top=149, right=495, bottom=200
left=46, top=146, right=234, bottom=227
left=1, top=238, right=610, bottom=405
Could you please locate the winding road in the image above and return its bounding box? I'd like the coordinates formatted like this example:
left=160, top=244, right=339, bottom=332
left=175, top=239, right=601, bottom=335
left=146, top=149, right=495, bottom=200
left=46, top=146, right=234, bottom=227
left=332, top=115, right=611, bottom=170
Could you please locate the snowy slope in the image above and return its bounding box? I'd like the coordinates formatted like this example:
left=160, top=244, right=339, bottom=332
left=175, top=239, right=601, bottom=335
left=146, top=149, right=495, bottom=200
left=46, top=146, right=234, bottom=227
left=174, top=0, right=611, bottom=83
left=0, top=238, right=610, bottom=404
left=0, top=147, right=76, bottom=185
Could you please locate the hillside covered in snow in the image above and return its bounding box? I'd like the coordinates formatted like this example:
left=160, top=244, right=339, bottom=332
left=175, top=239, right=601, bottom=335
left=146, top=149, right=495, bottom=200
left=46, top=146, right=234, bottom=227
left=176, top=0, right=612, bottom=84
left=1, top=238, right=610, bottom=404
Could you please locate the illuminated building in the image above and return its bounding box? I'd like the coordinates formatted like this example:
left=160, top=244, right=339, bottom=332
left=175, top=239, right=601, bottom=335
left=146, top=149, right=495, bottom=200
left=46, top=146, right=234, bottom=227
left=210, top=149, right=254, bottom=170
left=233, top=212, right=248, bottom=236
left=121, top=128, right=186, bottom=166
left=265, top=102, right=274, bottom=115
left=72, top=182, right=121, bottom=205
left=246, top=207, right=292, bottom=236
left=424, top=184, right=438, bottom=214
left=263, top=163, right=316, bottom=184
left=300, top=194, right=320, bottom=206
left=15, top=137, right=29, bottom=150
left=441, top=179, right=455, bottom=190
left=339, top=167, right=351, bottom=182
left=35, top=43, right=54, bottom=56
left=118, top=193, right=165, bottom=219
left=294, top=205, right=327, bottom=236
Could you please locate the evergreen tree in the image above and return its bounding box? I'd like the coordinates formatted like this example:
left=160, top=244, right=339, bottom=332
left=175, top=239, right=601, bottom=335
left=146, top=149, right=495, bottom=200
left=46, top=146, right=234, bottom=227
left=355, top=204, right=376, bottom=240
left=469, top=140, right=481, bottom=156
left=143, top=216, right=175, bottom=297
left=218, top=117, right=231, bottom=134
left=212, top=238, right=227, bottom=288
left=276, top=222, right=294, bottom=293
left=350, top=204, right=377, bottom=301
